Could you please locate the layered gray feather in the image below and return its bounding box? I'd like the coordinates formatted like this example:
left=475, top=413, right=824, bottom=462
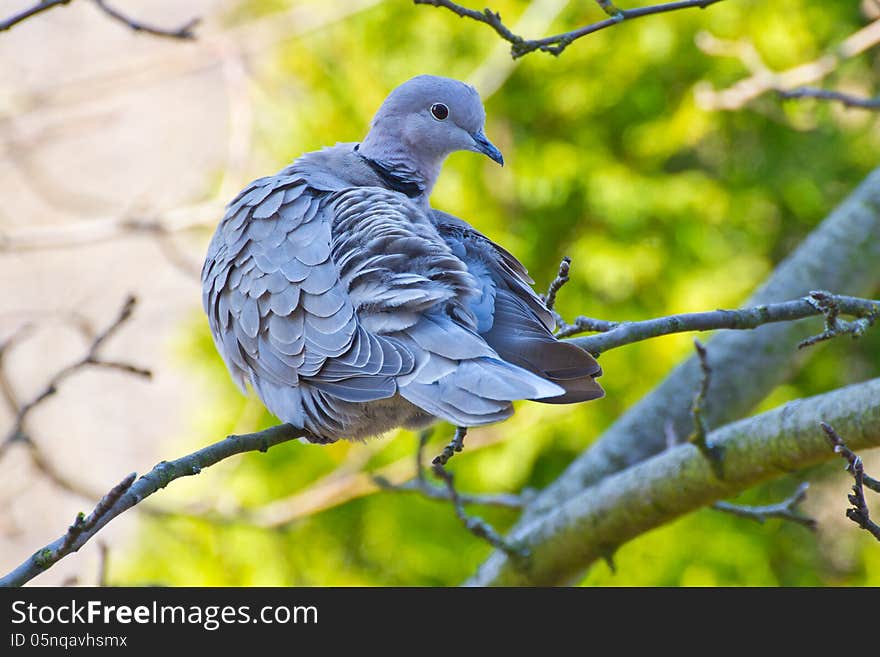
left=202, top=75, right=602, bottom=442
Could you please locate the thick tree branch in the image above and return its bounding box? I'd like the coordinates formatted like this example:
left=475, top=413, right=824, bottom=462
left=521, top=166, right=880, bottom=514
left=467, top=378, right=880, bottom=586
left=415, top=0, right=727, bottom=59
left=0, top=423, right=304, bottom=587
left=431, top=462, right=529, bottom=560
left=0, top=298, right=151, bottom=507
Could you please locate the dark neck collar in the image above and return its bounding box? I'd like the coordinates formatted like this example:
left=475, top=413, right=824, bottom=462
left=354, top=144, right=424, bottom=199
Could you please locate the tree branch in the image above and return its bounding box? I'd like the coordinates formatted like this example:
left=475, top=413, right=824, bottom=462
left=467, top=378, right=880, bottom=586
left=0, top=297, right=151, bottom=506
left=0, top=0, right=70, bottom=32
left=91, top=0, right=198, bottom=40
left=0, top=423, right=304, bottom=587
left=821, top=423, right=880, bottom=541
left=561, top=292, right=879, bottom=355
left=695, top=20, right=880, bottom=111
left=2, top=295, right=151, bottom=449
left=712, top=482, right=816, bottom=530
left=415, top=0, right=727, bottom=59
left=475, top=165, right=880, bottom=579
left=0, top=0, right=198, bottom=39
left=779, top=87, right=880, bottom=110
left=373, top=430, right=525, bottom=509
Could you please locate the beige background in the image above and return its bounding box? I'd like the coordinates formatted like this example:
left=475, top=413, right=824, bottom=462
left=0, top=0, right=271, bottom=585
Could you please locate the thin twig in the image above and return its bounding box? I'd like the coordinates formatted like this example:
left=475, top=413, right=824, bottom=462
left=821, top=422, right=880, bottom=542
left=0, top=0, right=71, bottom=32
left=690, top=339, right=710, bottom=445
left=224, top=427, right=516, bottom=529
left=542, top=256, right=571, bottom=313
left=798, top=290, right=879, bottom=348
left=2, top=295, right=151, bottom=447
left=562, top=291, right=879, bottom=355
left=373, top=430, right=526, bottom=509
left=0, top=423, right=305, bottom=587
left=695, top=21, right=880, bottom=110
left=374, top=475, right=525, bottom=508
left=0, top=323, right=34, bottom=415
left=431, top=461, right=529, bottom=561
left=688, top=339, right=724, bottom=468
left=779, top=87, right=880, bottom=110
left=0, top=0, right=199, bottom=39
left=91, top=0, right=199, bottom=40
left=0, top=296, right=150, bottom=501
left=412, top=425, right=529, bottom=558
left=712, top=482, right=816, bottom=529
left=415, top=0, right=727, bottom=59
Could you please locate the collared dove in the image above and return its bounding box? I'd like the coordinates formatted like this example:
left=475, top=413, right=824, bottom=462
left=202, top=75, right=603, bottom=443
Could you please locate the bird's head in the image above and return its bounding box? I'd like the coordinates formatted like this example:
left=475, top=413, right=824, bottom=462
left=358, top=75, right=503, bottom=193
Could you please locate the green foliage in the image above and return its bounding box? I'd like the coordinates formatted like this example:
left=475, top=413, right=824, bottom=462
left=116, top=0, right=880, bottom=586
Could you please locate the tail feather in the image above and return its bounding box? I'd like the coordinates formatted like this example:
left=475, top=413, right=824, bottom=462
left=482, top=290, right=603, bottom=404
left=399, top=357, right=565, bottom=427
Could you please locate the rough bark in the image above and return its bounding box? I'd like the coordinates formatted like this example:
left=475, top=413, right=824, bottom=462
left=468, top=378, right=880, bottom=586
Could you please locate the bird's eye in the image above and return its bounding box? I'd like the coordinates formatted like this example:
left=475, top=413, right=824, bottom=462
left=430, top=103, right=449, bottom=121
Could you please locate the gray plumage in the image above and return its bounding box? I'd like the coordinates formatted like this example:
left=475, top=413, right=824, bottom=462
left=202, top=75, right=603, bottom=443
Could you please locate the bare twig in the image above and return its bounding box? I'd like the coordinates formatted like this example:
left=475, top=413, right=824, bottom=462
left=690, top=339, right=711, bottom=445
left=688, top=339, right=724, bottom=468
left=0, top=0, right=71, bottom=32
left=2, top=295, right=151, bottom=448
left=469, top=380, right=880, bottom=585
left=712, top=482, right=816, bottom=529
left=0, top=423, right=304, bottom=587
left=542, top=256, right=571, bottom=313
left=91, top=0, right=198, bottom=40
left=431, top=461, right=529, bottom=561
left=407, top=425, right=529, bottom=557
left=695, top=20, right=880, bottom=110
left=415, top=0, right=727, bottom=59
left=374, top=430, right=526, bottom=509
left=0, top=297, right=150, bottom=502
left=562, top=291, right=879, bottom=355
left=0, top=205, right=218, bottom=253
left=1, top=0, right=198, bottom=39
left=0, top=323, right=35, bottom=415
left=230, top=427, right=516, bottom=529
left=821, top=422, right=880, bottom=541
left=779, top=87, right=880, bottom=110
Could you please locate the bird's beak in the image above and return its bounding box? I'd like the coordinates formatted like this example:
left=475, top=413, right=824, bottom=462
left=471, top=130, right=504, bottom=166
